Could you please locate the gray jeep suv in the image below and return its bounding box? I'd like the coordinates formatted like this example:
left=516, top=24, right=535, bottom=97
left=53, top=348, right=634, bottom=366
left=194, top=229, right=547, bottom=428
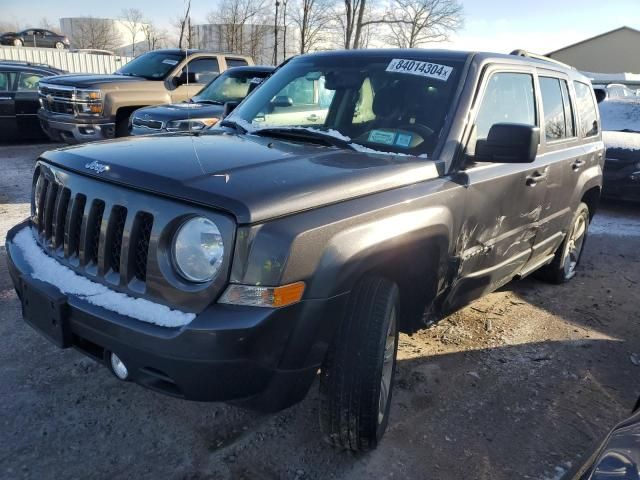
left=5, top=49, right=604, bottom=450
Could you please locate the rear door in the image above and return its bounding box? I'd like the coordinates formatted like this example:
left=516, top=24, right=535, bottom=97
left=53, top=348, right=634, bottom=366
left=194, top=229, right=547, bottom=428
left=0, top=71, right=17, bottom=140
left=525, top=72, right=584, bottom=263
left=445, top=67, right=548, bottom=310
left=15, top=70, right=46, bottom=137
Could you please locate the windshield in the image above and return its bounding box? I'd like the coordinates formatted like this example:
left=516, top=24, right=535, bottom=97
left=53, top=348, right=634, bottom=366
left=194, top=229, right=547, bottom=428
left=192, top=70, right=269, bottom=104
left=229, top=54, right=464, bottom=156
left=116, top=51, right=184, bottom=80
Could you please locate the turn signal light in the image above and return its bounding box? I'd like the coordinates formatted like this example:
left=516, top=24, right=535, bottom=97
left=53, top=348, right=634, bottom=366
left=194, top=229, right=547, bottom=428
left=219, top=281, right=306, bottom=308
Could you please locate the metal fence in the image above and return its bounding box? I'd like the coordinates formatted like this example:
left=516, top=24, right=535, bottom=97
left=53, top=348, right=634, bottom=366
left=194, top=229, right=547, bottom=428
left=0, top=46, right=133, bottom=74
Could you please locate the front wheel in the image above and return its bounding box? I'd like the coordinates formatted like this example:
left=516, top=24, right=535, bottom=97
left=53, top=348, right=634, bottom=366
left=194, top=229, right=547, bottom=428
left=55, top=42, right=64, bottom=49
left=319, top=276, right=399, bottom=451
left=13, top=39, right=23, bottom=47
left=535, top=202, right=590, bottom=284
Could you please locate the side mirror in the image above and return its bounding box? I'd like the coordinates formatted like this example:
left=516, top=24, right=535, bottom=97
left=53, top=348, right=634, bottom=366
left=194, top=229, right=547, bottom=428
left=221, top=101, right=240, bottom=119
left=475, top=123, right=540, bottom=163
left=174, top=71, right=201, bottom=87
left=271, top=95, right=293, bottom=108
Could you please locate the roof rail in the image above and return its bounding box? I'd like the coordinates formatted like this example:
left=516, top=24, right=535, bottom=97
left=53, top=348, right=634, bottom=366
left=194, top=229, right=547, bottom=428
left=0, top=59, right=54, bottom=69
left=509, top=49, right=575, bottom=70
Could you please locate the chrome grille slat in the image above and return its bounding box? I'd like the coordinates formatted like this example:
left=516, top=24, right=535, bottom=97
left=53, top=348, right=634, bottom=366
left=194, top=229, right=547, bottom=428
left=43, top=181, right=58, bottom=241
left=52, top=187, right=70, bottom=249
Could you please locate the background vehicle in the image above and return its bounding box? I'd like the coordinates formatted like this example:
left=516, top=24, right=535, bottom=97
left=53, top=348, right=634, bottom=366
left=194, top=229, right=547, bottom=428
left=0, top=29, right=70, bottom=49
left=130, top=65, right=273, bottom=135
left=37, top=49, right=253, bottom=143
left=6, top=49, right=604, bottom=450
left=69, top=49, right=115, bottom=56
left=598, top=97, right=640, bottom=201
left=0, top=61, right=65, bottom=140
left=569, top=397, right=640, bottom=479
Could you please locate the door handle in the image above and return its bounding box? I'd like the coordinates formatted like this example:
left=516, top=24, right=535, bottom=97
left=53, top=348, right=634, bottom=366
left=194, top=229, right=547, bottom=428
left=307, top=114, right=318, bottom=121
left=0, top=96, right=11, bottom=100
left=526, top=171, right=548, bottom=187
left=572, top=159, right=586, bottom=171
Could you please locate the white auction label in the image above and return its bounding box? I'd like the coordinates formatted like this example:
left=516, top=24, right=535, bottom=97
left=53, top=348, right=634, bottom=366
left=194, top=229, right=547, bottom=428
left=386, top=59, right=452, bottom=81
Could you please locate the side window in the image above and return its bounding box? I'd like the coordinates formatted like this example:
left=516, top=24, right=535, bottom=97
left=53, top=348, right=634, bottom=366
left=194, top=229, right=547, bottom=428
left=185, top=58, right=220, bottom=84
left=560, top=80, right=575, bottom=137
left=0, top=72, right=16, bottom=91
left=574, top=81, right=599, bottom=137
left=475, top=72, right=536, bottom=140
left=17, top=72, right=44, bottom=91
left=279, top=77, right=316, bottom=105
left=539, top=77, right=566, bottom=141
left=226, top=58, right=248, bottom=68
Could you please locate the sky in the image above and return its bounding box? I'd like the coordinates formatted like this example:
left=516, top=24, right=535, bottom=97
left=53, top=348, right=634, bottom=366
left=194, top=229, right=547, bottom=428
left=1, top=0, right=639, bottom=54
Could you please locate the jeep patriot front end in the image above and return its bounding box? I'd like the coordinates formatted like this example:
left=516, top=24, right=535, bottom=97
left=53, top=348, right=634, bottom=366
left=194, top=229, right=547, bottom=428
left=6, top=49, right=604, bottom=450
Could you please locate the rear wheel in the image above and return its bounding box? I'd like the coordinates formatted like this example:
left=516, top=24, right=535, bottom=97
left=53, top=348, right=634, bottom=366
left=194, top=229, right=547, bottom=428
left=319, top=276, right=399, bottom=451
left=535, top=202, right=590, bottom=284
left=13, top=39, right=23, bottom=47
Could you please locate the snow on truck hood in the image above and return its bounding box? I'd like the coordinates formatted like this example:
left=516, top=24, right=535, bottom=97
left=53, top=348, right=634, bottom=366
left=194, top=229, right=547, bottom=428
left=13, top=228, right=195, bottom=327
left=41, top=130, right=441, bottom=224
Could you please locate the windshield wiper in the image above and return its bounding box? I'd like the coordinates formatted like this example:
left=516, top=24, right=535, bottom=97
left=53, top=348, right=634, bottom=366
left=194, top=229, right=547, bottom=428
left=251, top=127, right=355, bottom=150
left=193, top=99, right=223, bottom=105
left=219, top=119, right=247, bottom=134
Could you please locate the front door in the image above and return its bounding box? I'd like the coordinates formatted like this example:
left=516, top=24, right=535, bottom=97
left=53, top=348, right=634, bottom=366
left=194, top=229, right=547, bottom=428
left=444, top=68, right=547, bottom=311
left=15, top=70, right=45, bottom=138
left=0, top=71, right=17, bottom=140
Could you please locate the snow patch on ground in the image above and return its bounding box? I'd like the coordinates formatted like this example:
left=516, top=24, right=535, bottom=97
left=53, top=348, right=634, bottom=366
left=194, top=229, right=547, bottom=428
left=602, top=130, right=640, bottom=151
left=599, top=99, right=640, bottom=132
left=590, top=212, right=640, bottom=237
left=13, top=227, right=195, bottom=327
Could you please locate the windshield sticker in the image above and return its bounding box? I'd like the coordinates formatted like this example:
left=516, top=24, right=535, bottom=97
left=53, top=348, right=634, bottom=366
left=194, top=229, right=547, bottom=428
left=368, top=130, right=396, bottom=145
left=162, top=59, right=179, bottom=65
left=386, top=59, right=452, bottom=81
left=395, top=133, right=413, bottom=148
left=250, top=77, right=264, bottom=84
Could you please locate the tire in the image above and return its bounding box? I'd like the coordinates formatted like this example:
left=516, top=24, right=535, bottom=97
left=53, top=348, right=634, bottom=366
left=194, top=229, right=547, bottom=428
left=55, top=42, right=64, bottom=49
left=319, top=276, right=400, bottom=451
left=535, top=202, right=590, bottom=284
left=13, top=39, right=23, bottom=47
left=115, top=112, right=130, bottom=138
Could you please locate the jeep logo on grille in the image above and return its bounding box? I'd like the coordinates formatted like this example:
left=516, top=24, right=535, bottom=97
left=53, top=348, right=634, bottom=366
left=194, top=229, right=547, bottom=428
left=85, top=160, right=110, bottom=174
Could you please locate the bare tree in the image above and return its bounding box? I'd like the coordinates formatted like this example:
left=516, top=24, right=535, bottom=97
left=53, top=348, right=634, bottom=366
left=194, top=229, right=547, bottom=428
left=289, top=0, right=333, bottom=54
left=66, top=17, right=122, bottom=51
left=174, top=0, right=192, bottom=49
left=120, top=8, right=144, bottom=56
left=38, top=18, right=57, bottom=31
left=0, top=20, right=21, bottom=33
left=383, top=0, right=462, bottom=48
left=335, top=0, right=369, bottom=49
left=206, top=0, right=269, bottom=53
left=141, top=21, right=168, bottom=51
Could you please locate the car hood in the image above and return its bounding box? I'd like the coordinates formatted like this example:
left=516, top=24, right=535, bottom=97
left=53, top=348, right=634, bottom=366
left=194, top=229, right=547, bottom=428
left=40, top=130, right=440, bottom=224
left=41, top=73, right=146, bottom=88
left=134, top=103, right=225, bottom=122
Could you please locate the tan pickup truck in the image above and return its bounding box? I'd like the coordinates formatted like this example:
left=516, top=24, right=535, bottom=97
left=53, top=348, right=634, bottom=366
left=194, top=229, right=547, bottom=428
left=37, top=49, right=253, bottom=143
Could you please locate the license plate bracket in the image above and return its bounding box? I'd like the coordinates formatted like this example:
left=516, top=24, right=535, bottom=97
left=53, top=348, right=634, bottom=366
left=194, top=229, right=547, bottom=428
left=20, top=277, right=71, bottom=348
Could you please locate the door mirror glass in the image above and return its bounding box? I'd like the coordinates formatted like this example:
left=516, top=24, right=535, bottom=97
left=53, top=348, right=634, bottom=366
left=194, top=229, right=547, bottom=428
left=475, top=123, right=540, bottom=163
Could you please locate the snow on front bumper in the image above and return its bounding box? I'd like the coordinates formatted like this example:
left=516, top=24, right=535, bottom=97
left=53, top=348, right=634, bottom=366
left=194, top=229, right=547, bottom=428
left=12, top=227, right=195, bottom=327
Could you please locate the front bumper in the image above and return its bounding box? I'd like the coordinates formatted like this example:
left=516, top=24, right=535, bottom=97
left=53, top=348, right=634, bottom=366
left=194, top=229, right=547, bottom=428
left=38, top=110, right=115, bottom=144
left=6, top=221, right=347, bottom=411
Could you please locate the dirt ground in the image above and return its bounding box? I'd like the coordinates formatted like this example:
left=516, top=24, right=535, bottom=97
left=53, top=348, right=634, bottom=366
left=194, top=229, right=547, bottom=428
left=1, top=141, right=639, bottom=480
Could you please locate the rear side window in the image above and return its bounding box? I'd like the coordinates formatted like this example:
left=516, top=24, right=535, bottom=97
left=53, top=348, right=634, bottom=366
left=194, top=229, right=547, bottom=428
left=574, top=81, right=598, bottom=137
left=0, top=72, right=16, bottom=91
left=226, top=58, right=248, bottom=68
left=540, top=77, right=570, bottom=141
left=475, top=72, right=536, bottom=140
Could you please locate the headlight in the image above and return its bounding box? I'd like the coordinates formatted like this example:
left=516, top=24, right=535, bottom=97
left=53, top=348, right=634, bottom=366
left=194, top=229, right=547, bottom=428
left=172, top=217, right=224, bottom=283
left=75, top=89, right=102, bottom=115
left=166, top=118, right=218, bottom=132
left=75, top=89, right=101, bottom=101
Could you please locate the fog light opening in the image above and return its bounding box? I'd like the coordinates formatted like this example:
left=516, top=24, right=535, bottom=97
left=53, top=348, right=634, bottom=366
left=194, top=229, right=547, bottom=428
left=110, top=352, right=129, bottom=380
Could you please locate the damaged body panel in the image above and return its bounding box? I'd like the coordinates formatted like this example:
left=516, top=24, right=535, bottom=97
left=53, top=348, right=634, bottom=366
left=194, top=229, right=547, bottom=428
left=5, top=49, right=604, bottom=449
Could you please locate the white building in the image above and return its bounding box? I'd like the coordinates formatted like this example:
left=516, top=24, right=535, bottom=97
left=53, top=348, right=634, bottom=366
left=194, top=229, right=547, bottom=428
left=191, top=23, right=297, bottom=65
left=60, top=17, right=148, bottom=56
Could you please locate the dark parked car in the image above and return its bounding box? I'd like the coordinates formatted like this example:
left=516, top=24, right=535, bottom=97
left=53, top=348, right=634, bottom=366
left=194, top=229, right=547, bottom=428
left=599, top=98, right=640, bottom=202
left=569, top=398, right=640, bottom=479
left=5, top=49, right=604, bottom=449
left=130, top=66, right=274, bottom=135
left=0, top=61, right=65, bottom=140
left=0, top=29, right=70, bottom=49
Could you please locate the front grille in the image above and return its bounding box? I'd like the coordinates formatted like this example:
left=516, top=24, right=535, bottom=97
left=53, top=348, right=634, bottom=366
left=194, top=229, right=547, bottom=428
left=40, top=85, right=73, bottom=99
left=33, top=168, right=153, bottom=287
left=39, top=84, right=76, bottom=115
left=132, top=116, right=163, bottom=130
left=29, top=161, right=234, bottom=313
